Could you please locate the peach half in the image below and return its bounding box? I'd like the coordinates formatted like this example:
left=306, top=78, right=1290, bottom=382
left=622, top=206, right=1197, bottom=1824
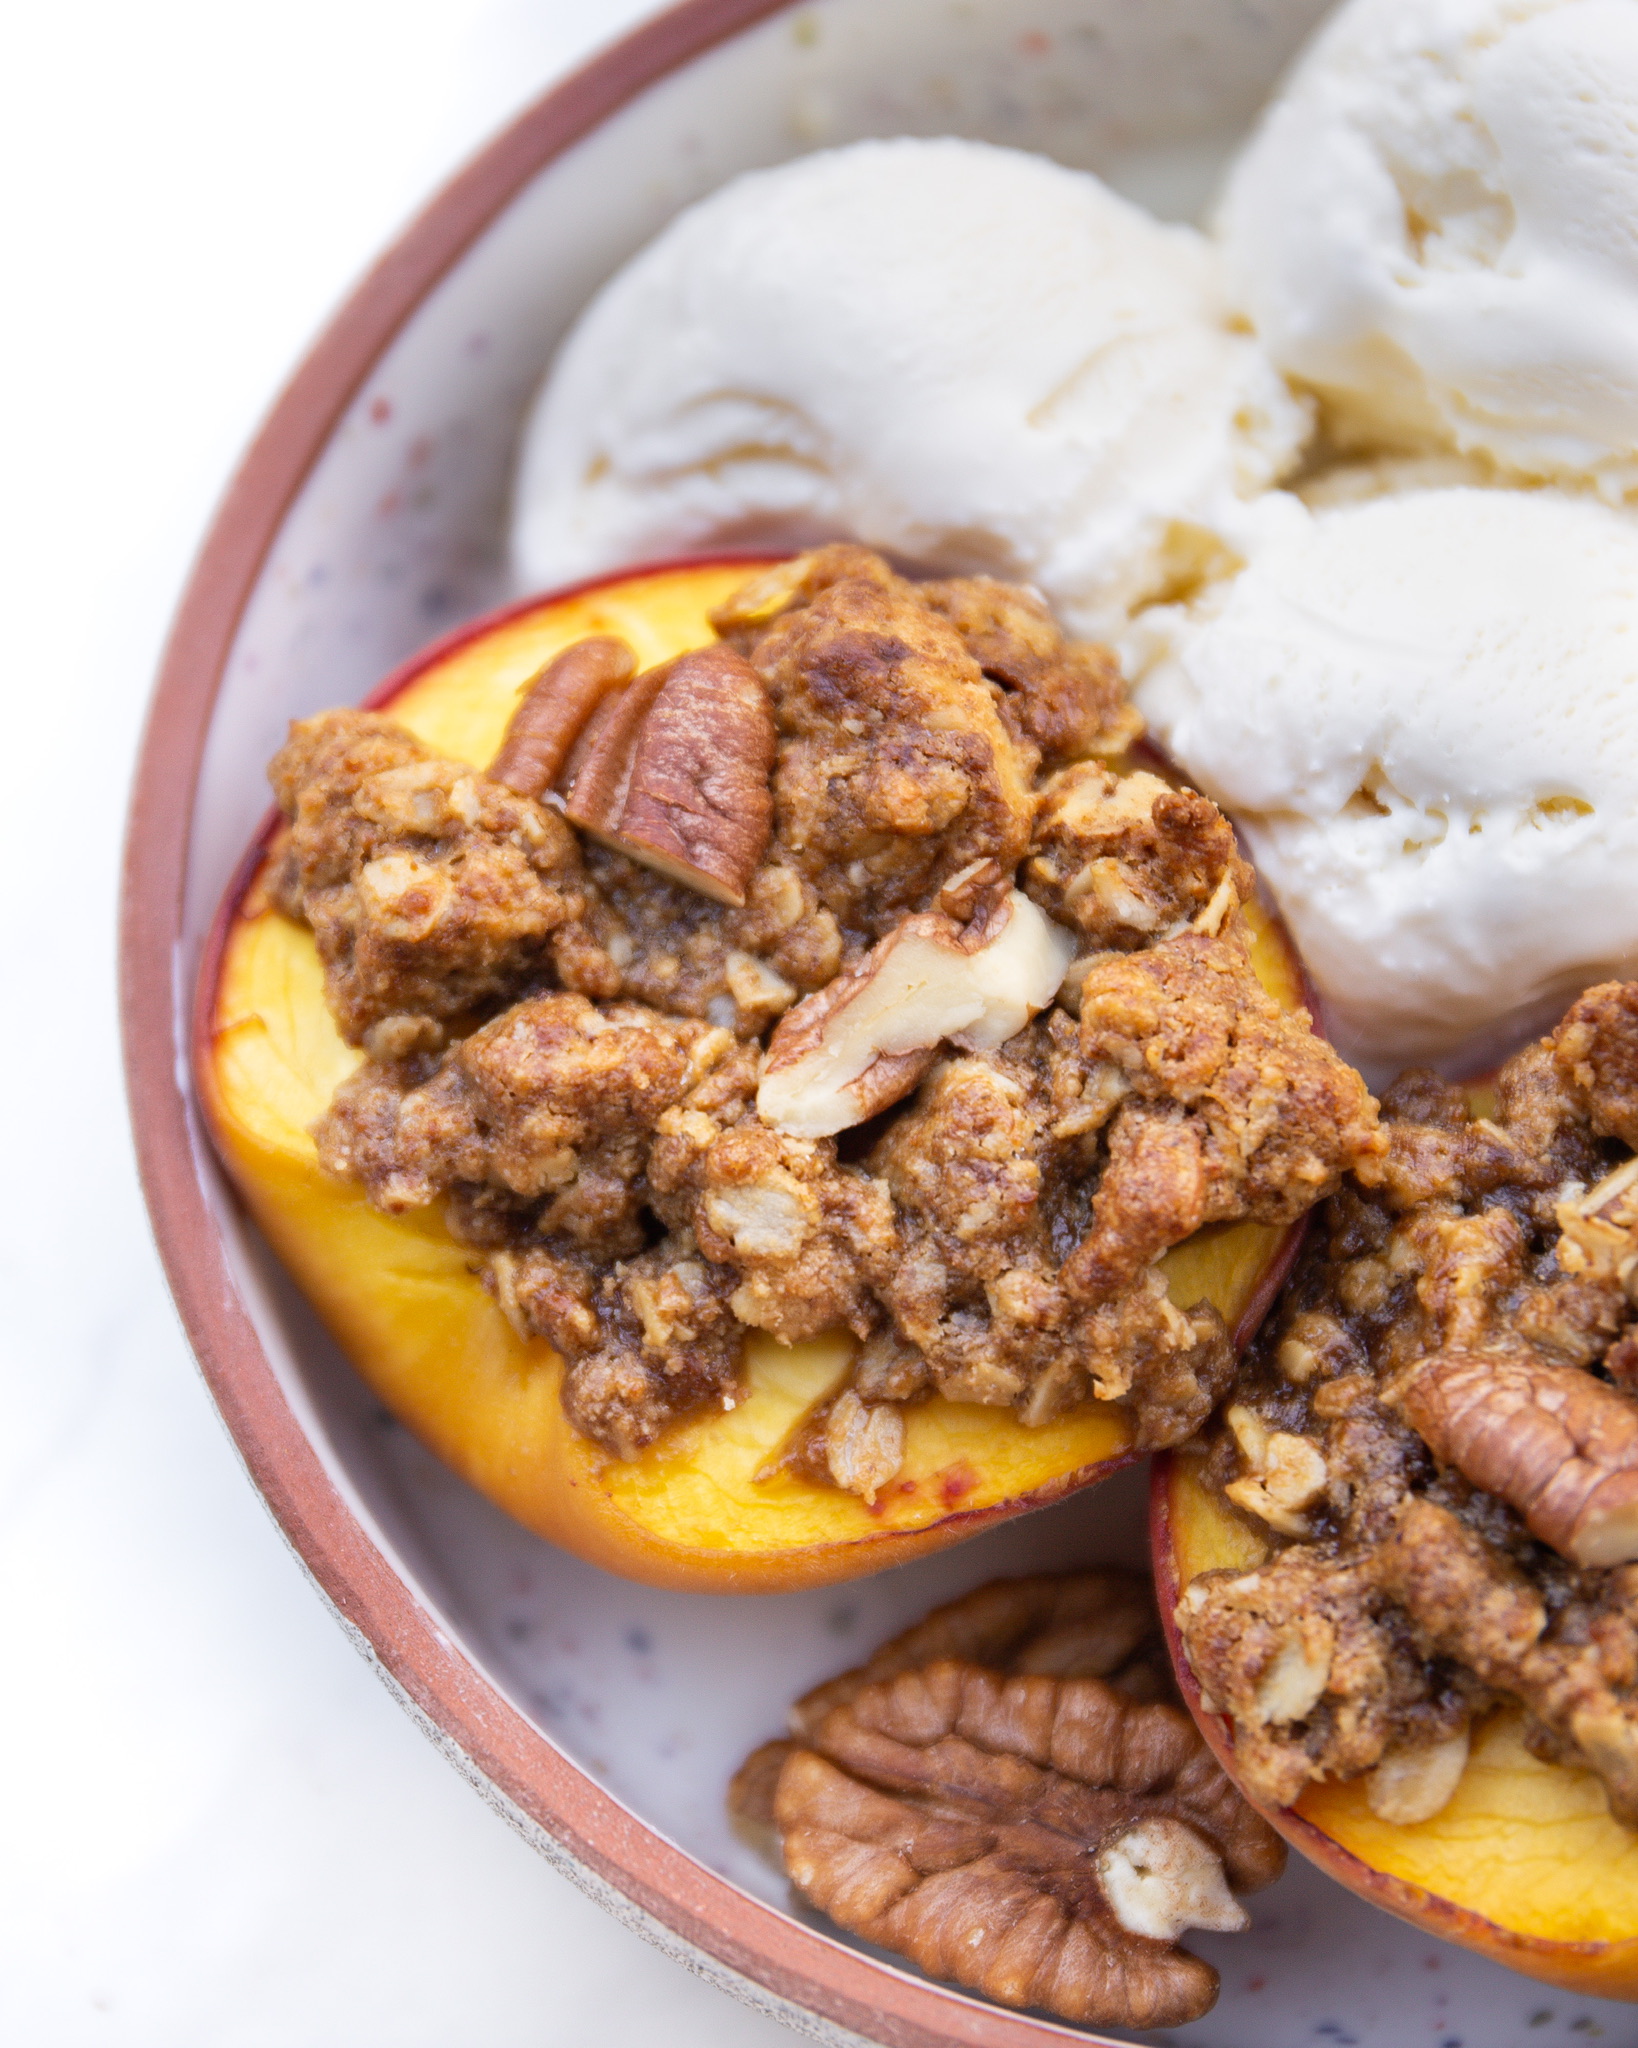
left=198, top=556, right=1305, bottom=1593
left=1153, top=1453, right=1638, bottom=1996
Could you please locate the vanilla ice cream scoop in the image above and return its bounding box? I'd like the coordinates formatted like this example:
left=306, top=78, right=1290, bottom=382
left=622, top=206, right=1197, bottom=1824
left=512, top=138, right=1310, bottom=641
left=1219, top=0, right=1638, bottom=495
left=1138, top=487, right=1638, bottom=1067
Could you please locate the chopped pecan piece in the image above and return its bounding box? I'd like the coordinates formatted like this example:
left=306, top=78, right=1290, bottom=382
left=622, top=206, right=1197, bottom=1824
left=1221, top=1403, right=1329, bottom=1539
left=756, top=891, right=1074, bottom=1138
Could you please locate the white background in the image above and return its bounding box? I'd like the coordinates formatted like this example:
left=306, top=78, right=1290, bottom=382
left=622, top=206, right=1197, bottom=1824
left=0, top=4, right=800, bottom=2041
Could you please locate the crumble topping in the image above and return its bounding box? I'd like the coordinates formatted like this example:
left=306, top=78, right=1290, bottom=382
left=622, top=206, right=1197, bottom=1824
left=1024, top=762, right=1254, bottom=954
left=731, top=547, right=1041, bottom=946
left=268, top=546, right=1378, bottom=1467
left=267, top=712, right=597, bottom=1053
left=1178, top=983, right=1638, bottom=1823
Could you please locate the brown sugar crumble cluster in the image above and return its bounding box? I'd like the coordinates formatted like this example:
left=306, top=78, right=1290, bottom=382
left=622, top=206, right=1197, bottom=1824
left=729, top=1572, right=1285, bottom=2030
left=269, top=544, right=1378, bottom=1471
left=1178, top=983, right=1638, bottom=1826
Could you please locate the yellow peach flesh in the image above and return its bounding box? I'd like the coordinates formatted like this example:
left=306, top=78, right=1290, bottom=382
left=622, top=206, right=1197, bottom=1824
left=200, top=560, right=1300, bottom=1592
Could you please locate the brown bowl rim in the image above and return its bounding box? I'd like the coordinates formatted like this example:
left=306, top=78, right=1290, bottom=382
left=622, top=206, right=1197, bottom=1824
left=118, top=6, right=1135, bottom=2043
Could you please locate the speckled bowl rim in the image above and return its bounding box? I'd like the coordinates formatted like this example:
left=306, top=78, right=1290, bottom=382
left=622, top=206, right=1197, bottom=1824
left=117, top=4, right=1137, bottom=2043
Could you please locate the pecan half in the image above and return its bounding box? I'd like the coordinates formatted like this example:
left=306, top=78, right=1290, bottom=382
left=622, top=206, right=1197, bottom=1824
left=565, top=645, right=776, bottom=906
left=1398, top=1348, right=1638, bottom=1567
left=488, top=635, right=636, bottom=797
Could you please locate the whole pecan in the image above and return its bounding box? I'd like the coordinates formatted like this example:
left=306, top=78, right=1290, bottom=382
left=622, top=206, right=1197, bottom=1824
left=777, top=1661, right=1280, bottom=2029
left=729, top=1575, right=1280, bottom=2030
left=790, top=1570, right=1172, bottom=1734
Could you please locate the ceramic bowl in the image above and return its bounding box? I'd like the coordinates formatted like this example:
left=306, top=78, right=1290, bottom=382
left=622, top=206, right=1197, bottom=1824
left=122, top=3, right=1638, bottom=2042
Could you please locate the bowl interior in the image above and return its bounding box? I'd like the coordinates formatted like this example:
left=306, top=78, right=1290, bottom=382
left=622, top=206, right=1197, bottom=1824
left=172, top=1, right=1638, bottom=2040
